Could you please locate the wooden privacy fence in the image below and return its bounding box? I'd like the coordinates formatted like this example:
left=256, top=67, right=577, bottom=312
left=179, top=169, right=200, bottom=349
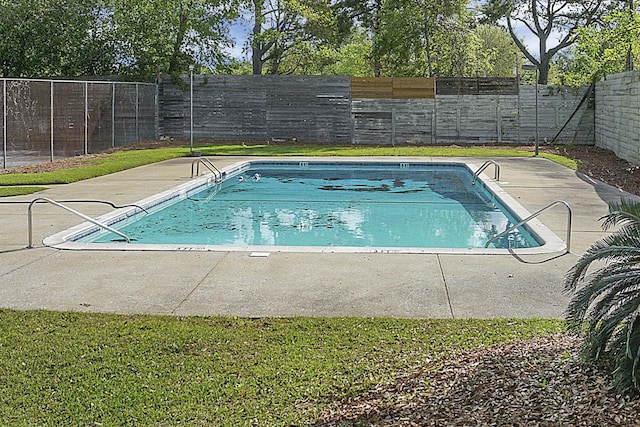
left=161, top=75, right=351, bottom=144
left=351, top=77, right=435, bottom=99
left=436, top=77, right=518, bottom=95
left=159, top=75, right=594, bottom=146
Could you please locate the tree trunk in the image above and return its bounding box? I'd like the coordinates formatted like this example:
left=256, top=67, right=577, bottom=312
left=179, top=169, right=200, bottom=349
left=168, top=1, right=192, bottom=74
left=252, top=0, right=264, bottom=75
left=538, top=33, right=550, bottom=84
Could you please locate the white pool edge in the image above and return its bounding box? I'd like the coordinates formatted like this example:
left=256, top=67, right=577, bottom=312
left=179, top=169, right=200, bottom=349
left=43, top=159, right=567, bottom=255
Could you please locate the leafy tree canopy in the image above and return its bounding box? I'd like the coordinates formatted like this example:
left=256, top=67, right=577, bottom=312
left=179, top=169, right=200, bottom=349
left=481, top=0, right=622, bottom=84
left=0, top=0, right=238, bottom=78
left=557, top=8, right=640, bottom=86
left=0, top=0, right=635, bottom=81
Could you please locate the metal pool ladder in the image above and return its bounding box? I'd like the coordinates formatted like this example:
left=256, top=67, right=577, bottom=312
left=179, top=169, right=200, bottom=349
left=484, top=200, right=573, bottom=253
left=472, top=160, right=500, bottom=185
left=191, top=157, right=222, bottom=183
left=27, top=198, right=136, bottom=248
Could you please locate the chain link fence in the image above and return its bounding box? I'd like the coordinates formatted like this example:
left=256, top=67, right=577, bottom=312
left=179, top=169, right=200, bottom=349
left=1, top=79, right=157, bottom=168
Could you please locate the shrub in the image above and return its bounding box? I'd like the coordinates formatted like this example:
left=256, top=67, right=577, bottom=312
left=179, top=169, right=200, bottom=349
left=565, top=199, right=640, bottom=392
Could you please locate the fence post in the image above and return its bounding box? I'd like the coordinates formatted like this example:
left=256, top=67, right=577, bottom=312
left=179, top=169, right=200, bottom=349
left=2, top=79, right=6, bottom=169
left=84, top=81, right=88, bottom=155
left=391, top=107, right=396, bottom=145
left=433, top=98, right=438, bottom=143
left=497, top=106, right=502, bottom=143
left=154, top=81, right=160, bottom=140
left=50, top=81, right=54, bottom=162
left=135, top=83, right=140, bottom=142
left=111, top=83, right=116, bottom=148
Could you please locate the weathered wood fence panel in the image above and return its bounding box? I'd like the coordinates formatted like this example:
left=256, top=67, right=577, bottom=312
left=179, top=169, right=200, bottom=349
left=518, top=86, right=592, bottom=144
left=433, top=95, right=519, bottom=143
left=352, top=99, right=433, bottom=145
left=158, top=75, right=593, bottom=146
left=159, top=75, right=352, bottom=143
left=351, top=77, right=435, bottom=99
left=436, top=78, right=518, bottom=95
left=265, top=76, right=351, bottom=142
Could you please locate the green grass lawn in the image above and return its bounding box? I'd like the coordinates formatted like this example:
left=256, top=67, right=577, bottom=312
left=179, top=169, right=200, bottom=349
left=196, top=143, right=578, bottom=169
left=0, top=186, right=48, bottom=197
left=0, top=310, right=563, bottom=426
left=0, top=143, right=578, bottom=197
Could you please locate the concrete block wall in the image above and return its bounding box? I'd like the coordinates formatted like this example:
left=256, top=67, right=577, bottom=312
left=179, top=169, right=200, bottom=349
left=595, top=71, right=640, bottom=164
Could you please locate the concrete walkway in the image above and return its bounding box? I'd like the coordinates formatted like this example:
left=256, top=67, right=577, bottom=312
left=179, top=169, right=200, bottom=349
left=1, top=156, right=637, bottom=318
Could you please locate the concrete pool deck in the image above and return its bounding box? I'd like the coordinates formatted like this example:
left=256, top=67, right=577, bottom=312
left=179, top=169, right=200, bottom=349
left=1, top=155, right=638, bottom=318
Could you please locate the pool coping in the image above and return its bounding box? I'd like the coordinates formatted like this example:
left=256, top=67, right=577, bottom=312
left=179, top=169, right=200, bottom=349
left=43, top=158, right=567, bottom=255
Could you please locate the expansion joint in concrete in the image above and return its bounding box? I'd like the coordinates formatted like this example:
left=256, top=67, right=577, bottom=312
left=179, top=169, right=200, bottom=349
left=436, top=254, right=455, bottom=319
left=171, top=252, right=229, bottom=314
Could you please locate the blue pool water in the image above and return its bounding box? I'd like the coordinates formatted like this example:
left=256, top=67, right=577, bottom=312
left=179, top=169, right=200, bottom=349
left=80, top=161, right=541, bottom=249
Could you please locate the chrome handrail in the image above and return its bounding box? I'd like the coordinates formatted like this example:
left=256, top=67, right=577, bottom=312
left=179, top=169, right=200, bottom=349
left=191, top=157, right=222, bottom=182
left=472, top=160, right=501, bottom=185
left=28, top=197, right=131, bottom=248
left=484, top=200, right=572, bottom=252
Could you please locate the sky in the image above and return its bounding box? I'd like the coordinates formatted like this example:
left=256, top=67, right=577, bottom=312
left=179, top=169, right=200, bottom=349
left=225, top=17, right=251, bottom=61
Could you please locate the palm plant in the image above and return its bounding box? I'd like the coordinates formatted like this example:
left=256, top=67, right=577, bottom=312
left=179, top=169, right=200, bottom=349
left=565, top=198, right=640, bottom=393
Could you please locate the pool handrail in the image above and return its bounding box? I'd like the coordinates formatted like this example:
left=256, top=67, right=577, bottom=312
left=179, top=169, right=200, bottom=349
left=472, top=160, right=500, bottom=184
left=484, top=200, right=572, bottom=253
left=191, top=157, right=222, bottom=182
left=28, top=197, right=132, bottom=248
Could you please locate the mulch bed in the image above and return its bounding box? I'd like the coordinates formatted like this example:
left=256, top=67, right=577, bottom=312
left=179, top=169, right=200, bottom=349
left=541, top=145, right=640, bottom=196
left=311, top=335, right=640, bottom=426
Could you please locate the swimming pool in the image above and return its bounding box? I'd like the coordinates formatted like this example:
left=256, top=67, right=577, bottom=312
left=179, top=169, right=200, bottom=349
left=44, top=159, right=565, bottom=254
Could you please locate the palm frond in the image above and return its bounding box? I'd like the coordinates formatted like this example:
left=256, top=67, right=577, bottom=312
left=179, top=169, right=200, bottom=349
left=602, top=199, right=640, bottom=231
left=582, top=296, right=640, bottom=361
left=564, top=245, right=640, bottom=294
left=565, top=198, right=640, bottom=393
left=626, top=315, right=640, bottom=388
left=585, top=268, right=640, bottom=318
left=599, top=228, right=640, bottom=250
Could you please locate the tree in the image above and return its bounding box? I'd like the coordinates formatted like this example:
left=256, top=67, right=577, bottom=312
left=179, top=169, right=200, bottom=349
left=565, top=199, right=640, bottom=393
left=336, top=0, right=512, bottom=78
left=0, top=0, right=117, bottom=77
left=474, top=24, right=522, bottom=77
left=248, top=0, right=336, bottom=74
left=557, top=7, right=640, bottom=86
left=276, top=27, right=374, bottom=75
left=0, top=0, right=238, bottom=78
left=111, top=0, right=238, bottom=76
left=319, top=28, right=374, bottom=76
left=333, top=0, right=384, bottom=75
left=481, top=0, right=619, bottom=84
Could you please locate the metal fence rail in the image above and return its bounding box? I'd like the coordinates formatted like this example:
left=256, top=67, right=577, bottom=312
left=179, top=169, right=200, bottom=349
left=1, top=78, right=157, bottom=169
